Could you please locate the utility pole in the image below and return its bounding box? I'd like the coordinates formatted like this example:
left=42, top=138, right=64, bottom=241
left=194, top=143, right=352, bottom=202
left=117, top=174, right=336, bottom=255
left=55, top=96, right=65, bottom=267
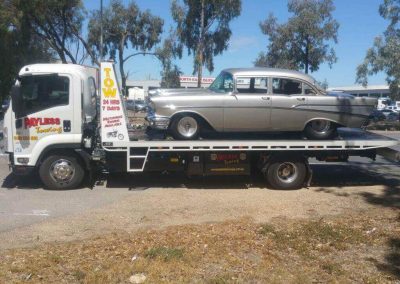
left=100, top=0, right=103, bottom=62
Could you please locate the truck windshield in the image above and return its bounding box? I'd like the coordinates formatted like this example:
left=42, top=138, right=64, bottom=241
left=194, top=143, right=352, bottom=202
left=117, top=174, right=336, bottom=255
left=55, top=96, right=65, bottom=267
left=19, top=75, right=69, bottom=116
left=208, top=72, right=234, bottom=93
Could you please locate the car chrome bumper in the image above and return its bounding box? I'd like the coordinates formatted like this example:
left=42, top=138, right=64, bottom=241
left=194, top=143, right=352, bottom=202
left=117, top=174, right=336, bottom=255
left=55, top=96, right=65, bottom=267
left=145, top=115, right=170, bottom=130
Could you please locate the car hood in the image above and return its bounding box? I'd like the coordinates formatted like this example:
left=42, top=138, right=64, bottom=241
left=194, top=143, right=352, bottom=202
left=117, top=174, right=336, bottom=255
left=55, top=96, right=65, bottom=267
left=149, top=88, right=212, bottom=97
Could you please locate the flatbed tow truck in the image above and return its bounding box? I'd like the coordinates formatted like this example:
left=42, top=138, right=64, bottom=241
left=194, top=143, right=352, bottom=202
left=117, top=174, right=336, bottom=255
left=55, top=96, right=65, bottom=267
left=3, top=62, right=399, bottom=190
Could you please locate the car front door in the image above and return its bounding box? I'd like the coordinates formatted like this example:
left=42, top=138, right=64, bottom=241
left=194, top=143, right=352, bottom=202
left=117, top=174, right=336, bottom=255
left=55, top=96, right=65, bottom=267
left=270, top=77, right=308, bottom=131
left=223, top=76, right=271, bottom=132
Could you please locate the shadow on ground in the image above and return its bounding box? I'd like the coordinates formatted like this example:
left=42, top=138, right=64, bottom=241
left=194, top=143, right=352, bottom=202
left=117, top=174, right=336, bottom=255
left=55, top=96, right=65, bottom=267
left=313, top=160, right=400, bottom=280
left=1, top=173, right=42, bottom=190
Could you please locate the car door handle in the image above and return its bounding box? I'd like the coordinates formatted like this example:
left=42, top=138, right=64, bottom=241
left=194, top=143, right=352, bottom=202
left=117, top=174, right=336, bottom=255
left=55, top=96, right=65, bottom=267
left=297, top=97, right=305, bottom=101
left=261, top=96, right=270, bottom=100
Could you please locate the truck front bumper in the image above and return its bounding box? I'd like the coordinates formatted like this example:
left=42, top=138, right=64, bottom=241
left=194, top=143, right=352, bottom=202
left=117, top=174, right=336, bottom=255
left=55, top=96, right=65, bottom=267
left=145, top=114, right=170, bottom=130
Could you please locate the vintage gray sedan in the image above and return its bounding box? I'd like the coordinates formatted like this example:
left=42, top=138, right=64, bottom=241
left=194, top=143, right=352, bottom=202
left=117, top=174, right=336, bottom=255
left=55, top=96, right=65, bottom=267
left=146, top=68, right=376, bottom=140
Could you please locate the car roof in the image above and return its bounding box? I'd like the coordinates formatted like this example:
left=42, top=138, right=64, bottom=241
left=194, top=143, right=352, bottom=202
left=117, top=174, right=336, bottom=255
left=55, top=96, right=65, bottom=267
left=222, top=67, right=316, bottom=85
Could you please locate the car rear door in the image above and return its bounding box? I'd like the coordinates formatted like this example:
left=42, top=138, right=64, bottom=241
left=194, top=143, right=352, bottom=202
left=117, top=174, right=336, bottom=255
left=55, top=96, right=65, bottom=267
left=223, top=76, right=271, bottom=132
left=270, top=78, right=308, bottom=131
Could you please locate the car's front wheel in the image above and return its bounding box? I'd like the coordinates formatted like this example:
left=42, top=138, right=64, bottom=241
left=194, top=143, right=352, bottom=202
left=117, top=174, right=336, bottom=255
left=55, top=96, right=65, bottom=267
left=304, top=120, right=337, bottom=140
left=170, top=115, right=200, bottom=140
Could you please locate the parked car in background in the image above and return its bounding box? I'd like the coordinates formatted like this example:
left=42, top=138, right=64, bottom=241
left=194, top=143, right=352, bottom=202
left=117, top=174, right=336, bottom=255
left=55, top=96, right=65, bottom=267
left=368, top=110, right=386, bottom=122
left=386, top=105, right=399, bottom=113
left=381, top=109, right=397, bottom=118
left=126, top=99, right=147, bottom=112
left=387, top=111, right=399, bottom=121
left=147, top=68, right=377, bottom=140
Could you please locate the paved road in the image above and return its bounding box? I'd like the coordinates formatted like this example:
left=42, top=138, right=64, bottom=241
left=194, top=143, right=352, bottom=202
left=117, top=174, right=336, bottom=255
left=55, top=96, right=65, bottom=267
left=0, top=132, right=398, bottom=249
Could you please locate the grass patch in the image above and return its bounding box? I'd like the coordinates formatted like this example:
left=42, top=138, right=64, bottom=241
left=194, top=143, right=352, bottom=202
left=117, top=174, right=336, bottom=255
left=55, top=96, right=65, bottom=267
left=144, top=246, right=184, bottom=261
left=0, top=210, right=398, bottom=283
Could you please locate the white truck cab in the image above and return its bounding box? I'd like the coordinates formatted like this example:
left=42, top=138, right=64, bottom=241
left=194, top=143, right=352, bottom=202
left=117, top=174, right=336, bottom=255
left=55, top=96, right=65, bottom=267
left=4, top=64, right=98, bottom=184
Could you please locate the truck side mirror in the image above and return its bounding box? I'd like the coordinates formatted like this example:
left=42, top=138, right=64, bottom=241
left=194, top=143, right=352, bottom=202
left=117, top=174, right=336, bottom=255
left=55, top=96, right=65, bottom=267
left=10, top=85, right=22, bottom=118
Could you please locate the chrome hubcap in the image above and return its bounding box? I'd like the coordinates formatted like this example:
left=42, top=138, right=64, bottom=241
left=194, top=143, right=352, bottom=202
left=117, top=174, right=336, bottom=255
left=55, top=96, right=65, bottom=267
left=177, top=117, right=198, bottom=138
left=277, top=162, right=298, bottom=184
left=311, top=120, right=331, bottom=133
left=50, top=159, right=75, bottom=184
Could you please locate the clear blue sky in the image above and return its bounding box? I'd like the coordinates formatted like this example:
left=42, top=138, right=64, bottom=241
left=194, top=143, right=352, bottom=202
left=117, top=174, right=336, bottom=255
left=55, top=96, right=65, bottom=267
left=84, top=0, right=388, bottom=88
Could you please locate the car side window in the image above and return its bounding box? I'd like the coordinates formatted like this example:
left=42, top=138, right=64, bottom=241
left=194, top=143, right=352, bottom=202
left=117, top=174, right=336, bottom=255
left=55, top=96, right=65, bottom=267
left=303, top=83, right=317, bottom=95
left=236, top=77, right=268, bottom=94
left=272, top=78, right=302, bottom=95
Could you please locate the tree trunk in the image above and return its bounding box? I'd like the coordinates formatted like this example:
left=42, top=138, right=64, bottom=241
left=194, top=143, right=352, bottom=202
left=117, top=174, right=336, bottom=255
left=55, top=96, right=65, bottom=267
left=305, top=39, right=310, bottom=74
left=197, top=0, right=205, bottom=88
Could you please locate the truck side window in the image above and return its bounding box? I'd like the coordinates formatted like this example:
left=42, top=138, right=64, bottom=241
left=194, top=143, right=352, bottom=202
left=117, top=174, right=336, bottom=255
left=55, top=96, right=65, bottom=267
left=20, top=75, right=69, bottom=116
left=272, top=78, right=302, bottom=95
left=88, top=77, right=97, bottom=107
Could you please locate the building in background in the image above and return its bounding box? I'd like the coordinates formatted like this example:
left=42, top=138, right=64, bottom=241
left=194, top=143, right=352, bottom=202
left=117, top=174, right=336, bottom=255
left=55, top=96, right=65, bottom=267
left=126, top=75, right=215, bottom=100
left=327, top=85, right=390, bottom=98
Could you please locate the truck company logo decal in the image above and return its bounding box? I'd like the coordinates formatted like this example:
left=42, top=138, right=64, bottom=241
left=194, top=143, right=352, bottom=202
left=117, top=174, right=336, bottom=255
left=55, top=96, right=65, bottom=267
left=35, top=126, right=62, bottom=134
left=102, top=68, right=117, bottom=98
left=14, top=135, right=38, bottom=141
left=24, top=117, right=60, bottom=129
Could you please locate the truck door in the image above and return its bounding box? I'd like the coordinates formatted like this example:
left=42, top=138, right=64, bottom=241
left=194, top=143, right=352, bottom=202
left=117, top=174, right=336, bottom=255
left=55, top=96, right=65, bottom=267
left=223, top=76, right=271, bottom=132
left=12, top=74, right=75, bottom=164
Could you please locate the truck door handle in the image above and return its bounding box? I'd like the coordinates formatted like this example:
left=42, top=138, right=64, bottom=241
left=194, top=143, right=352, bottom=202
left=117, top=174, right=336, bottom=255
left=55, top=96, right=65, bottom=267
left=297, top=97, right=305, bottom=101
left=261, top=96, right=270, bottom=100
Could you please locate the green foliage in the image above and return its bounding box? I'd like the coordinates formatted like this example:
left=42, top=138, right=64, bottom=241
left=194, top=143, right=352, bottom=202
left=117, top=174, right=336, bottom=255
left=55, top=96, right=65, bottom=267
left=17, top=0, right=88, bottom=64
left=0, top=0, right=54, bottom=102
left=255, top=0, right=339, bottom=74
left=88, top=0, right=163, bottom=93
left=356, top=0, right=400, bottom=100
left=160, top=65, right=182, bottom=88
left=171, top=0, right=241, bottom=87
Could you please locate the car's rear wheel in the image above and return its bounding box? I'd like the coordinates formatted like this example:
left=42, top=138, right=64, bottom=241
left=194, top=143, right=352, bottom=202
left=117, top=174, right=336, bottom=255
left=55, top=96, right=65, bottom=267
left=304, top=120, right=337, bottom=140
left=170, top=115, right=200, bottom=140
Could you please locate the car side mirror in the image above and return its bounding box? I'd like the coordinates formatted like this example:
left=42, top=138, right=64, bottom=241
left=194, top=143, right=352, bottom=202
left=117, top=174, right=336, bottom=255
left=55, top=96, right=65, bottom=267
left=11, top=85, right=22, bottom=118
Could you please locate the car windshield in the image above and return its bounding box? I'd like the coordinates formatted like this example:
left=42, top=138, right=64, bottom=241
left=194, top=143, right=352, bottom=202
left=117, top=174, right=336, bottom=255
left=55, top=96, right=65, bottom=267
left=208, top=72, right=234, bottom=93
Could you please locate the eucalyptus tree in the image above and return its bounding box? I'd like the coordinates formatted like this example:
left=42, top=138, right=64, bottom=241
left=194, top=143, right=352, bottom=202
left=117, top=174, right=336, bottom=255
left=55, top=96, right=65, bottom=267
left=88, top=0, right=163, bottom=93
left=16, top=0, right=88, bottom=64
left=0, top=0, right=53, bottom=101
left=171, top=0, right=241, bottom=87
left=255, top=0, right=339, bottom=74
left=357, top=0, right=400, bottom=99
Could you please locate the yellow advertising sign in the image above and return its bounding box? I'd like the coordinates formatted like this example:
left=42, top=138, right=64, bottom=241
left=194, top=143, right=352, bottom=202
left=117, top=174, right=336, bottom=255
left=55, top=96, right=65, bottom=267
left=102, top=67, right=117, bottom=98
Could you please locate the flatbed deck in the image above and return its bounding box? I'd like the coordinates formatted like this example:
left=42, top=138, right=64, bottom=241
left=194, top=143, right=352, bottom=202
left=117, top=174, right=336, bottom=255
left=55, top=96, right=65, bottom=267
left=112, top=128, right=399, bottom=151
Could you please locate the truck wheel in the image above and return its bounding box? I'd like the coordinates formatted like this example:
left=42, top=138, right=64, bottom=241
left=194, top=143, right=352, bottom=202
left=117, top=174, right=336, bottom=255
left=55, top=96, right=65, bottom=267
left=265, top=158, right=307, bottom=190
left=304, top=120, right=337, bottom=140
left=39, top=155, right=84, bottom=190
left=170, top=115, right=200, bottom=140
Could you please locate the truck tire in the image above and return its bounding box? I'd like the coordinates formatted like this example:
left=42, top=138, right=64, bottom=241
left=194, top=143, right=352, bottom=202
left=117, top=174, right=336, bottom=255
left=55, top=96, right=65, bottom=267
left=39, top=154, right=85, bottom=190
left=265, top=157, right=307, bottom=190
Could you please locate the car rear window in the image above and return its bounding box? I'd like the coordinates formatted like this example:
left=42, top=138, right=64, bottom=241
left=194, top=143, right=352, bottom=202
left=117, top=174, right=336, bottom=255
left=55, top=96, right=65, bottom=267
left=272, top=78, right=302, bottom=95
